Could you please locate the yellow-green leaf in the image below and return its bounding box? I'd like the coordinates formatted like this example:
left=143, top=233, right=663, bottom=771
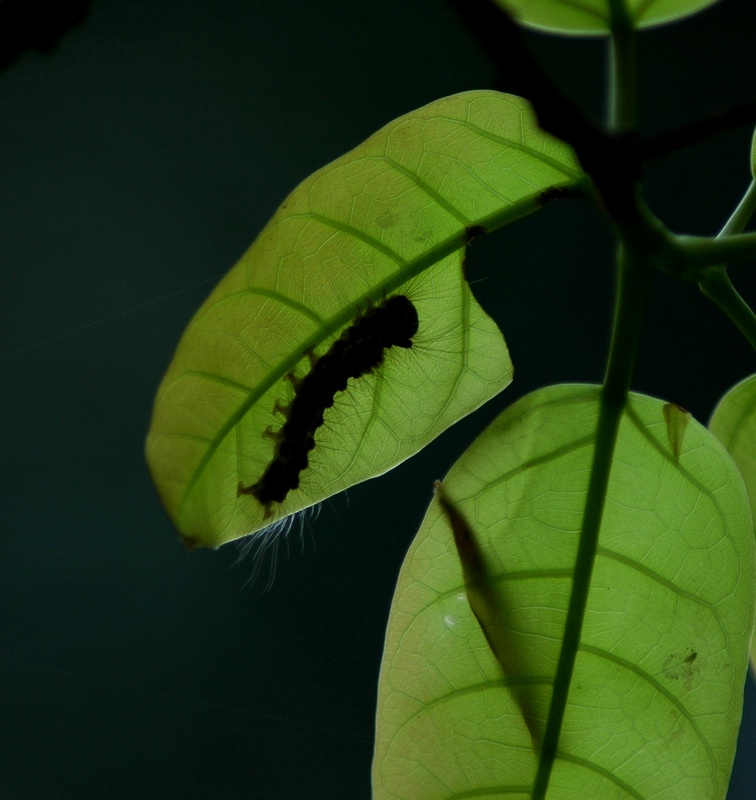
left=375, top=384, right=754, bottom=799
left=710, top=373, right=756, bottom=519
left=710, top=373, right=756, bottom=674
left=495, top=0, right=722, bottom=36
left=146, top=91, right=581, bottom=548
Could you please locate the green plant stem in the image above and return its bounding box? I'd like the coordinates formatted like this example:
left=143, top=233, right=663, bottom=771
left=720, top=178, right=756, bottom=237
left=534, top=11, right=646, bottom=791
left=700, top=268, right=756, bottom=351
left=607, top=0, right=637, bottom=132
left=672, top=231, right=756, bottom=269
left=641, top=102, right=756, bottom=162
left=693, top=179, right=756, bottom=350
left=662, top=180, right=756, bottom=275
left=532, top=247, right=651, bottom=799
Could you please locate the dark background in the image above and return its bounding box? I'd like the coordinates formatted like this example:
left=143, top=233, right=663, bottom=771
left=2, top=0, right=754, bottom=797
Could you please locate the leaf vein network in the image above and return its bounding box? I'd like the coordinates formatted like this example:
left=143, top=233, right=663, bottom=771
left=553, top=751, right=645, bottom=799
left=379, top=155, right=473, bottom=226
left=394, top=676, right=551, bottom=737
left=578, top=643, right=715, bottom=764
left=183, top=370, right=254, bottom=394
left=595, top=546, right=725, bottom=614
left=428, top=116, right=581, bottom=180
left=240, top=286, right=327, bottom=327
left=297, top=212, right=406, bottom=265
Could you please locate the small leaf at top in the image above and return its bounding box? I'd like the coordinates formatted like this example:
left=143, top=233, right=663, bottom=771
left=375, top=384, right=754, bottom=799
left=495, top=0, right=722, bottom=36
left=146, top=91, right=582, bottom=549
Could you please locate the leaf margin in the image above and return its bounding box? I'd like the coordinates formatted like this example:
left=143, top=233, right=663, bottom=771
left=374, top=383, right=755, bottom=799
left=146, top=90, right=584, bottom=548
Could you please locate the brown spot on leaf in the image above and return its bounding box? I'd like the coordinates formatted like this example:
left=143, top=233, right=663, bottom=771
left=662, top=648, right=700, bottom=689
left=376, top=211, right=400, bottom=230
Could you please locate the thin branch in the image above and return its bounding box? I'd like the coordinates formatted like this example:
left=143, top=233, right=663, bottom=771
left=699, top=269, right=756, bottom=351
left=693, top=181, right=756, bottom=351
left=671, top=232, right=756, bottom=271
left=607, top=0, right=638, bottom=132
left=719, top=179, right=756, bottom=237
left=448, top=0, right=642, bottom=224
left=641, top=101, right=756, bottom=162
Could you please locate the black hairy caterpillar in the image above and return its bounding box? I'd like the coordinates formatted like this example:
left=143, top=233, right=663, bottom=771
left=238, top=294, right=419, bottom=514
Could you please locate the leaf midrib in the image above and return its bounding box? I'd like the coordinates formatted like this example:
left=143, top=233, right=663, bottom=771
left=175, top=187, right=580, bottom=521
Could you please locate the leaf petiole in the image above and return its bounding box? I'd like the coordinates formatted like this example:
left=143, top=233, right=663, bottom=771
left=693, top=177, right=756, bottom=351
left=607, top=0, right=638, bottom=132
left=719, top=178, right=756, bottom=237
left=671, top=231, right=756, bottom=271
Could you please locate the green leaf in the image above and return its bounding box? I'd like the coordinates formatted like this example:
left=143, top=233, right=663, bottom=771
left=710, top=373, right=756, bottom=519
left=710, top=373, right=756, bottom=672
left=495, top=0, right=722, bottom=36
left=146, top=91, right=581, bottom=548
left=374, top=384, right=754, bottom=799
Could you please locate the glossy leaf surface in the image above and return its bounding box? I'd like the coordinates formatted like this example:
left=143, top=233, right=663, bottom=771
left=375, top=384, right=754, bottom=799
left=495, top=0, right=722, bottom=35
left=146, top=91, right=581, bottom=548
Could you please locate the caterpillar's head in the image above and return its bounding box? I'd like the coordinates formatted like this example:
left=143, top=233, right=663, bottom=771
left=382, top=295, right=419, bottom=349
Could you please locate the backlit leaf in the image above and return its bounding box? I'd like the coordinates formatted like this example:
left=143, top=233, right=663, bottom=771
left=146, top=91, right=581, bottom=548
left=495, top=0, right=722, bottom=36
left=710, top=373, right=756, bottom=673
left=375, top=384, right=754, bottom=799
left=710, top=373, right=756, bottom=520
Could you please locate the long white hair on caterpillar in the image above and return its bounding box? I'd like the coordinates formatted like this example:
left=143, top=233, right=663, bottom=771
left=233, top=256, right=481, bottom=573
left=233, top=503, right=321, bottom=591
